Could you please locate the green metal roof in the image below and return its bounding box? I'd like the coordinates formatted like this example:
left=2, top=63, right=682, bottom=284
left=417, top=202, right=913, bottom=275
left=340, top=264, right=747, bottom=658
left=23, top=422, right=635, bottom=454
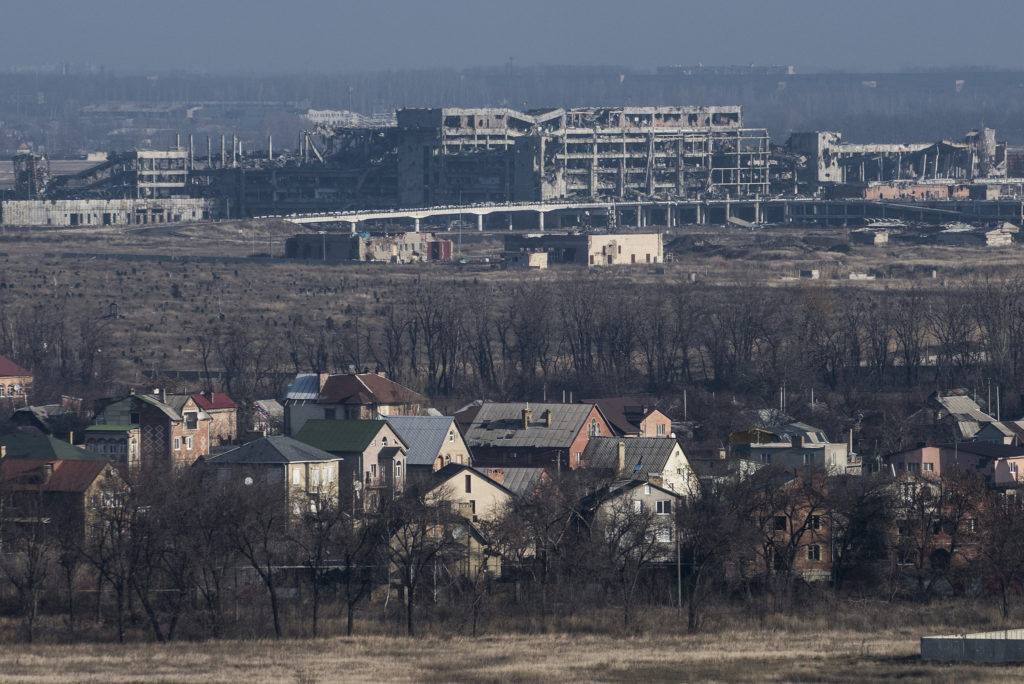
left=0, top=434, right=105, bottom=461
left=295, top=419, right=388, bottom=453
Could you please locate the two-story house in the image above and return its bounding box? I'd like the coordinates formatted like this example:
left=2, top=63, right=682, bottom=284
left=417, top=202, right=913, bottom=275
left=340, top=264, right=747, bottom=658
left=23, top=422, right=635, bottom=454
left=0, top=354, right=32, bottom=407
left=92, top=391, right=212, bottom=470
left=294, top=419, right=406, bottom=511
left=283, top=372, right=428, bottom=436
left=581, top=437, right=696, bottom=495
left=426, top=463, right=515, bottom=524
left=455, top=402, right=614, bottom=470
left=583, top=398, right=673, bottom=438
left=191, top=391, right=238, bottom=446
left=386, top=415, right=472, bottom=479
left=732, top=422, right=852, bottom=475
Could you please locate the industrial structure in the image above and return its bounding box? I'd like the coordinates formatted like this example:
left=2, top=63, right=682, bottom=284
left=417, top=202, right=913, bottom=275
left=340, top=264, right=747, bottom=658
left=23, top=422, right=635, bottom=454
left=3, top=102, right=1024, bottom=229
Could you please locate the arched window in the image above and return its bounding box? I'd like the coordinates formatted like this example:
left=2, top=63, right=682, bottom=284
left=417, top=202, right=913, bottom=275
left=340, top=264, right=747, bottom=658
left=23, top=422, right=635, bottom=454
left=381, top=436, right=388, bottom=447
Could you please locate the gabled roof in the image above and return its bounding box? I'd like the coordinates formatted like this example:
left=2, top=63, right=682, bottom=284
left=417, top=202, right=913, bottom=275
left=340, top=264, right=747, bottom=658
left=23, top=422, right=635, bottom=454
left=387, top=415, right=458, bottom=467
left=0, top=434, right=103, bottom=461
left=285, top=374, right=320, bottom=401
left=458, top=402, right=599, bottom=450
left=0, top=355, right=30, bottom=378
left=192, top=392, right=237, bottom=411
left=0, top=458, right=109, bottom=492
left=582, top=437, right=681, bottom=475
left=933, top=394, right=994, bottom=423
left=497, top=467, right=545, bottom=498
left=582, top=397, right=664, bottom=436
left=319, top=373, right=426, bottom=406
left=433, top=463, right=515, bottom=497
left=206, top=435, right=338, bottom=465
left=295, top=419, right=397, bottom=454
left=581, top=478, right=681, bottom=512
left=133, top=394, right=182, bottom=421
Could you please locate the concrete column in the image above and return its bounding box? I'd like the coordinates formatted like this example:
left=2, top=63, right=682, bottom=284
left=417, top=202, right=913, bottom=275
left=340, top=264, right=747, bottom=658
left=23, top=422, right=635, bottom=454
left=414, top=217, right=420, bottom=233
left=477, top=214, right=483, bottom=231
left=666, top=205, right=673, bottom=227
left=636, top=205, right=642, bottom=227
left=348, top=221, right=357, bottom=235
left=538, top=211, right=545, bottom=231
left=507, top=214, right=513, bottom=230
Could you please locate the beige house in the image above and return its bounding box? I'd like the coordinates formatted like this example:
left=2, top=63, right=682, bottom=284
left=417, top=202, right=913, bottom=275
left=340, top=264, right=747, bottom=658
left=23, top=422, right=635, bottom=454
left=581, top=437, right=696, bottom=495
left=294, top=419, right=407, bottom=511
left=387, top=415, right=472, bottom=478
left=586, top=479, right=683, bottom=555
left=191, top=391, right=238, bottom=446
left=204, top=435, right=343, bottom=518
left=427, top=464, right=514, bottom=524
left=283, top=372, right=428, bottom=436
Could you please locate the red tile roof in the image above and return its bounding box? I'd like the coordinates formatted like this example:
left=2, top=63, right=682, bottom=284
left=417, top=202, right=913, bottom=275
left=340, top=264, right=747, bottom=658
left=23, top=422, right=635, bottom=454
left=0, top=354, right=31, bottom=378
left=192, top=392, right=237, bottom=411
left=318, top=373, right=426, bottom=406
left=0, top=458, right=108, bottom=492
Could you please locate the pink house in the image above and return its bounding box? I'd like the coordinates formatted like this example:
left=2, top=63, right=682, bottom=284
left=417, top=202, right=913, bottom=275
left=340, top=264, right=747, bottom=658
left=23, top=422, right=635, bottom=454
left=884, top=443, right=1024, bottom=480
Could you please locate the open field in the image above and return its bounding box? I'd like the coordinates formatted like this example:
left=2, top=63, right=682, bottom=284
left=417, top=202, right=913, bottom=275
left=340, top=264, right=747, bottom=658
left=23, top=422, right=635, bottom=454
left=0, top=628, right=1022, bottom=683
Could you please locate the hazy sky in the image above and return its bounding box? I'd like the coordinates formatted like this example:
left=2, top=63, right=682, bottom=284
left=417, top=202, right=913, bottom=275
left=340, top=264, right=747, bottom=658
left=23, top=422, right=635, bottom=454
left=5, top=0, right=1023, bottom=74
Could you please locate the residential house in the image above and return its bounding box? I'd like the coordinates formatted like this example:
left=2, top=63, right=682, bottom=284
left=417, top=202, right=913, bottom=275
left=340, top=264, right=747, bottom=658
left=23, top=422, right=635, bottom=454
left=582, top=479, right=683, bottom=553
left=975, top=420, right=1024, bottom=446
left=731, top=422, right=852, bottom=475
left=203, top=435, right=343, bottom=517
left=294, top=419, right=406, bottom=510
left=83, top=425, right=141, bottom=469
left=386, top=415, right=472, bottom=479
left=0, top=458, right=125, bottom=545
left=6, top=396, right=83, bottom=437
left=283, top=372, right=428, bottom=436
left=581, top=437, right=696, bottom=495
left=883, top=442, right=1024, bottom=480
left=991, top=455, right=1024, bottom=490
left=908, top=391, right=996, bottom=441
left=455, top=402, right=614, bottom=470
left=92, top=391, right=212, bottom=469
left=251, top=399, right=284, bottom=436
left=427, top=463, right=515, bottom=524
left=582, top=398, right=673, bottom=438
left=191, top=391, right=238, bottom=446
left=0, top=354, right=32, bottom=406
left=752, top=470, right=834, bottom=583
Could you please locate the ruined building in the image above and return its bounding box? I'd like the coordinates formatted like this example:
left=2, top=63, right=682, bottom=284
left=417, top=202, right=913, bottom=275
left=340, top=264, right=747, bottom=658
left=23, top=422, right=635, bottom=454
left=397, top=106, right=770, bottom=206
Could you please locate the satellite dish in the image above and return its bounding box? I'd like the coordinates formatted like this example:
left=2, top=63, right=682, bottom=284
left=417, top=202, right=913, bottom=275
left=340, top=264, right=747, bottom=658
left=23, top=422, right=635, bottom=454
left=452, top=527, right=465, bottom=540
left=244, top=476, right=254, bottom=486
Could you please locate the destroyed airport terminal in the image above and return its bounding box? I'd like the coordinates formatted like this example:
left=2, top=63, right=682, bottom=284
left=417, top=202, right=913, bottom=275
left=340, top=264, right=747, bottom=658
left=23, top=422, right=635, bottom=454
left=3, top=105, right=1024, bottom=247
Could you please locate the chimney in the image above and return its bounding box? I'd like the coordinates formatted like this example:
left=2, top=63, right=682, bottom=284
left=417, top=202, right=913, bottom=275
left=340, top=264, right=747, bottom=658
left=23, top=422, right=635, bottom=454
left=522, top=407, right=532, bottom=430
left=790, top=434, right=802, bottom=448
left=543, top=409, right=552, bottom=427
left=318, top=372, right=330, bottom=391
left=41, top=463, right=53, bottom=483
left=486, top=468, right=505, bottom=485
left=618, top=441, right=626, bottom=474
left=67, top=431, right=73, bottom=445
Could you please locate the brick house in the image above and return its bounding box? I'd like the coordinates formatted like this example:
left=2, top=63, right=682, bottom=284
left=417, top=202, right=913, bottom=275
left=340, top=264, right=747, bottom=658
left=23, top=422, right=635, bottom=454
left=455, top=402, right=614, bottom=470
left=93, top=391, right=212, bottom=470
left=191, top=391, right=238, bottom=446
left=283, top=372, right=428, bottom=436
left=583, top=397, right=673, bottom=438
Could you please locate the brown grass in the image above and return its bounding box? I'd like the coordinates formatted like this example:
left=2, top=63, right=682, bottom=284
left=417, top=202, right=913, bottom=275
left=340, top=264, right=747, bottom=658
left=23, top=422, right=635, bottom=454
left=0, top=628, right=1022, bottom=683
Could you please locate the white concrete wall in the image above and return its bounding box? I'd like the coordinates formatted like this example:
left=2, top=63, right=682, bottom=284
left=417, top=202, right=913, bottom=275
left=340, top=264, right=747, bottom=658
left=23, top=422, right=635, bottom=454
left=2, top=198, right=217, bottom=227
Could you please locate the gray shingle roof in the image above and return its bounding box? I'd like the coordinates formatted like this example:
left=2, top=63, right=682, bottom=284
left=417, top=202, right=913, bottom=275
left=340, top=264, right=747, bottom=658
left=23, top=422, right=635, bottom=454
left=582, top=437, right=679, bottom=475
left=206, top=435, right=338, bottom=465
left=387, top=415, right=457, bottom=467
left=499, top=467, right=545, bottom=498
left=461, top=403, right=596, bottom=449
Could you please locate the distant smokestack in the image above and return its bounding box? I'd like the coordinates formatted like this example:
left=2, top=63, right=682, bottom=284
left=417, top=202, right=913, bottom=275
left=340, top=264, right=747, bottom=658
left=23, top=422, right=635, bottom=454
left=268, top=135, right=273, bottom=161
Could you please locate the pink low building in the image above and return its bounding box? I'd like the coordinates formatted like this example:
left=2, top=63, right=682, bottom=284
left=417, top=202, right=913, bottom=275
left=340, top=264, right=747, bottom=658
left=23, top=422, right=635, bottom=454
left=883, top=443, right=1024, bottom=480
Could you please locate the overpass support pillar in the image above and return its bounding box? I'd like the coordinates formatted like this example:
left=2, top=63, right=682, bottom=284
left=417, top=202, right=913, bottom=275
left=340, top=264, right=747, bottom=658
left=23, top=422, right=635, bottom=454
left=477, top=214, right=483, bottom=231
left=348, top=221, right=357, bottom=235
left=538, top=211, right=545, bottom=231
left=414, top=217, right=420, bottom=233
left=507, top=213, right=514, bottom=230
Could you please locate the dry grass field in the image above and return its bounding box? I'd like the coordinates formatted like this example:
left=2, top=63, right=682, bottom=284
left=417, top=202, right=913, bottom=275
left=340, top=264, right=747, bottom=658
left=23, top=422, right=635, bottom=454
left=0, top=628, right=1022, bottom=683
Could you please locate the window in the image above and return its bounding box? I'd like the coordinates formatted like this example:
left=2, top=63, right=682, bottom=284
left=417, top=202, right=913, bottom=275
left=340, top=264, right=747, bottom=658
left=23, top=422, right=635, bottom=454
left=656, top=500, right=672, bottom=515
left=633, top=500, right=642, bottom=514
left=381, top=436, right=388, bottom=447
left=657, top=423, right=666, bottom=436
left=907, top=462, right=920, bottom=473
left=449, top=431, right=455, bottom=443
left=371, top=464, right=377, bottom=479
left=0, top=385, right=5, bottom=397
left=311, top=468, right=321, bottom=487
left=761, top=453, right=772, bottom=465
left=130, top=412, right=140, bottom=425
left=803, top=453, right=813, bottom=466
left=1012, top=462, right=1019, bottom=475
left=923, top=462, right=934, bottom=472
left=465, top=474, right=472, bottom=493
left=184, top=411, right=198, bottom=430
left=810, top=515, right=821, bottom=530
left=173, top=437, right=181, bottom=451
left=186, top=436, right=193, bottom=450
left=644, top=484, right=651, bottom=496
left=395, top=462, right=402, bottom=480
left=807, top=544, right=822, bottom=561
left=588, top=419, right=599, bottom=437
left=656, top=527, right=672, bottom=543
left=774, top=516, right=787, bottom=531
left=293, top=468, right=301, bottom=485
left=964, top=518, right=977, bottom=533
